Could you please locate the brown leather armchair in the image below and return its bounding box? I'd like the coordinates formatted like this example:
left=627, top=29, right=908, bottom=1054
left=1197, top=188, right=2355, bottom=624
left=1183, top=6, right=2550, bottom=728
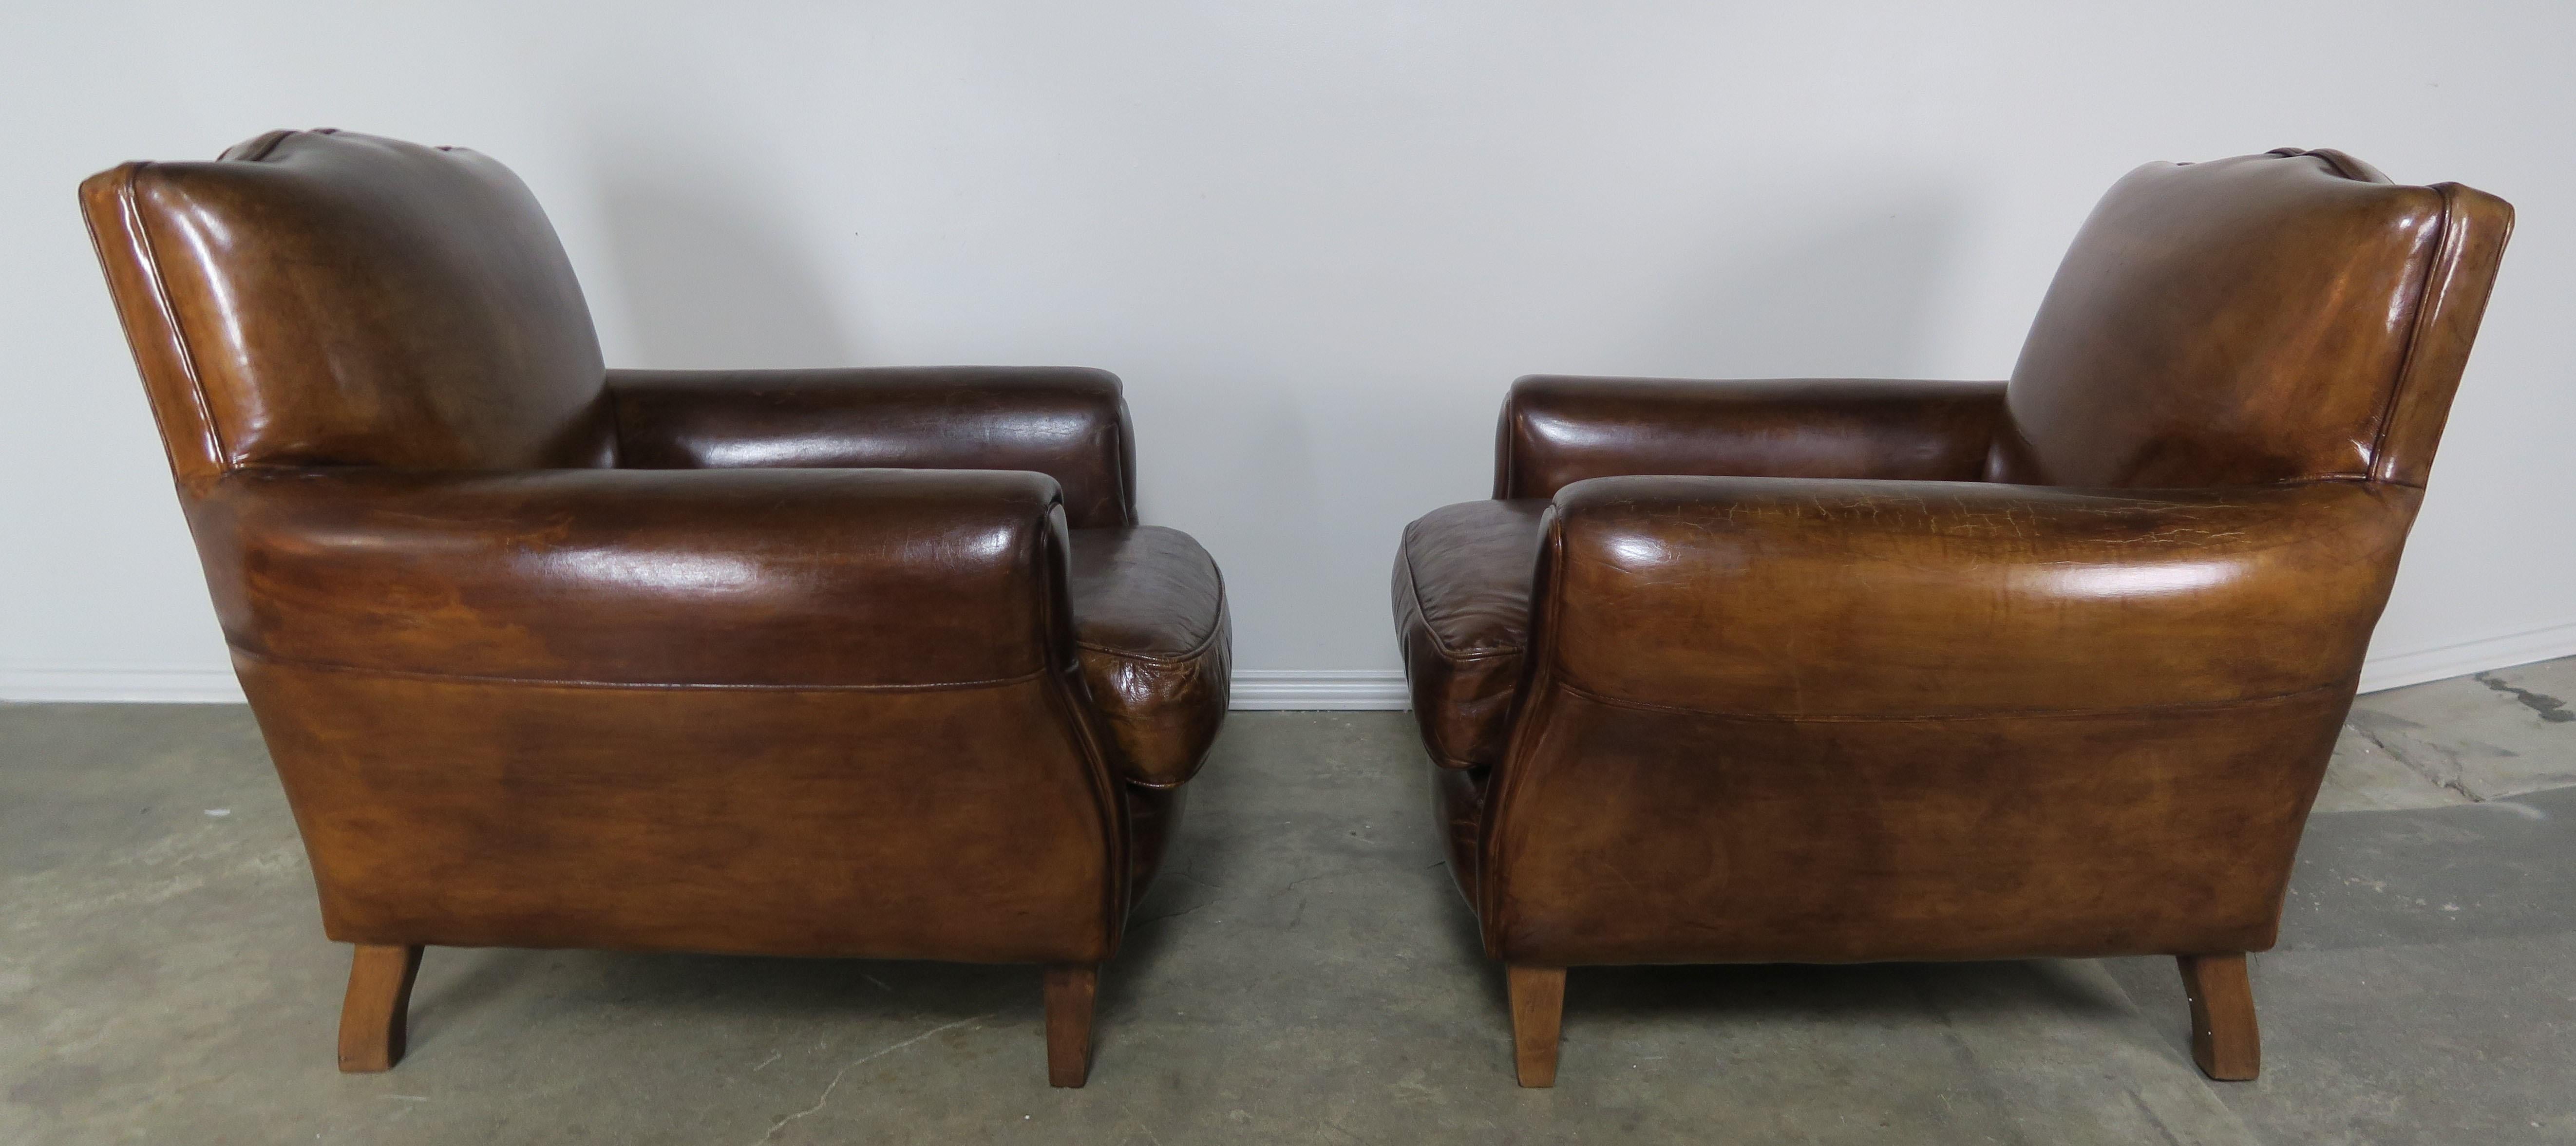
left=81, top=129, right=1231, bottom=1087
left=1392, top=149, right=2511, bottom=1086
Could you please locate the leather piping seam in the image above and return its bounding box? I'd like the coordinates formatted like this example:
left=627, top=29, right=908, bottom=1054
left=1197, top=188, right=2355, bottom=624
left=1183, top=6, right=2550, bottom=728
left=1070, top=636, right=1220, bottom=667
left=233, top=129, right=294, bottom=163
left=228, top=647, right=1053, bottom=693
left=1546, top=674, right=2353, bottom=723
left=1110, top=396, right=1138, bottom=529
left=2368, top=182, right=2463, bottom=485
left=1024, top=640, right=1129, bottom=956
left=2274, top=147, right=2373, bottom=183
left=1475, top=518, right=1570, bottom=954
left=119, top=166, right=229, bottom=471
left=1578, top=471, right=2385, bottom=503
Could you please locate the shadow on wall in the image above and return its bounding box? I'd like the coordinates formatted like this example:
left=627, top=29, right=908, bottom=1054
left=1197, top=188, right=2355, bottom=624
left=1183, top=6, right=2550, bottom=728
left=1616, top=190, right=1966, bottom=379
left=587, top=169, right=862, bottom=370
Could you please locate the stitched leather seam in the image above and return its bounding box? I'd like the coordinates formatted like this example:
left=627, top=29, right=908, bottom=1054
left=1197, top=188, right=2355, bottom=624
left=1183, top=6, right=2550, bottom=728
left=1074, top=646, right=1212, bottom=694
left=2369, top=183, right=2462, bottom=484
left=121, top=166, right=229, bottom=471
left=1071, top=639, right=1219, bottom=666
left=1550, top=675, right=2352, bottom=723
left=230, top=647, right=1052, bottom=693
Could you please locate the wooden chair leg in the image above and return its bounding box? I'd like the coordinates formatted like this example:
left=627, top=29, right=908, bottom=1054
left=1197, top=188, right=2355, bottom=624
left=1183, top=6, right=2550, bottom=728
left=1044, top=963, right=1098, bottom=1088
left=337, top=943, right=425, bottom=1073
left=2178, top=953, right=2260, bottom=1081
left=1506, top=963, right=1566, bottom=1088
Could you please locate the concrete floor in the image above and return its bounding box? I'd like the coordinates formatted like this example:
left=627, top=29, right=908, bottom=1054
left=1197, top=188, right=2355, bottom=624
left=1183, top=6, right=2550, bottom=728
left=4, top=657, right=2575, bottom=1144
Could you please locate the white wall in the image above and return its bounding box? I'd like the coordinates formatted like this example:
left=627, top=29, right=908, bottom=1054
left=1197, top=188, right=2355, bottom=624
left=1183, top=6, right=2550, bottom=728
left=4, top=0, right=2573, bottom=704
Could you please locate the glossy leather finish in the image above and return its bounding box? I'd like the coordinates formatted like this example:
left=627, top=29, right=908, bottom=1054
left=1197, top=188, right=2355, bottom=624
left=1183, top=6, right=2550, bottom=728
left=190, top=466, right=1074, bottom=687
left=91, top=130, right=614, bottom=480
left=1991, top=149, right=2511, bottom=489
left=610, top=367, right=1136, bottom=528
left=1394, top=152, right=2511, bottom=1027
left=1499, top=376, right=2007, bottom=499
left=83, top=130, right=1231, bottom=1078
left=1543, top=476, right=2414, bottom=715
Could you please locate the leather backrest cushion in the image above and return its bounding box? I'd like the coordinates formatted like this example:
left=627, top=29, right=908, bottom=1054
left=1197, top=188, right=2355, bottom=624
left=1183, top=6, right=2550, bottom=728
left=124, top=130, right=610, bottom=470
left=1993, top=152, right=2444, bottom=488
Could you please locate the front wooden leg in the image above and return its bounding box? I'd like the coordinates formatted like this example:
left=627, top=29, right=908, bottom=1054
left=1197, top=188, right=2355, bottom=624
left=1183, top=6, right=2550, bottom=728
left=2177, top=953, right=2260, bottom=1081
left=337, top=943, right=425, bottom=1072
left=1044, top=963, right=1098, bottom=1088
left=1506, top=964, right=1566, bottom=1088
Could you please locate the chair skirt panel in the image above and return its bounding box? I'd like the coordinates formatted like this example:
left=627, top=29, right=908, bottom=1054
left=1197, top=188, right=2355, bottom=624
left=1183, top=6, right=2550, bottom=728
left=1475, top=677, right=2351, bottom=966
left=239, top=653, right=1127, bottom=965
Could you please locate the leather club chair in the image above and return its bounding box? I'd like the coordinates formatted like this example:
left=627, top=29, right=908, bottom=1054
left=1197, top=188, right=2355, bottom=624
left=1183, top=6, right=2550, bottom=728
left=1391, top=149, right=2511, bottom=1086
left=81, top=129, right=1231, bottom=1087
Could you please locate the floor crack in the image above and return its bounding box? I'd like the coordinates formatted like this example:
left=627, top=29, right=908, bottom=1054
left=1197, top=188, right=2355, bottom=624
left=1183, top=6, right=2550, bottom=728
left=752, top=1013, right=994, bottom=1143
left=2347, top=719, right=2483, bottom=803
left=1133, top=899, right=1219, bottom=926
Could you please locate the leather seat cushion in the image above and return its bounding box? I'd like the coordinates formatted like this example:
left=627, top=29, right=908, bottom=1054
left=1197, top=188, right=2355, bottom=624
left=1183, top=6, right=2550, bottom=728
left=1068, top=527, right=1231, bottom=788
left=1392, top=500, right=1550, bottom=769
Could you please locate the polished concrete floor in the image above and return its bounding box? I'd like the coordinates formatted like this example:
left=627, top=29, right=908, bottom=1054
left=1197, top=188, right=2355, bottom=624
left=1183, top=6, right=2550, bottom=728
left=5, top=657, right=2575, bottom=1144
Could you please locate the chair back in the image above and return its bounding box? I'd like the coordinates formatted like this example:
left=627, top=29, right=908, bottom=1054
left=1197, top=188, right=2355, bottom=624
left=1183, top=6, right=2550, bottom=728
left=1990, top=149, right=2510, bottom=489
left=82, top=129, right=613, bottom=486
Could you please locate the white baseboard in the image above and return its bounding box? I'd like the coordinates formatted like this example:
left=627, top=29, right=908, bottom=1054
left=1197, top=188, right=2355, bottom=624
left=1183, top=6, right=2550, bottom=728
left=8, top=625, right=2573, bottom=708
left=0, top=665, right=245, bottom=704
left=1228, top=670, right=1409, bottom=710
left=0, top=664, right=1417, bottom=709
left=2357, top=620, right=2576, bottom=694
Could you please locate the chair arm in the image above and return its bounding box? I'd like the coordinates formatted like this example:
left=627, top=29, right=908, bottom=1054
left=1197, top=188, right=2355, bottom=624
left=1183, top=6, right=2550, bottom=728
left=1534, top=475, right=2420, bottom=715
left=1495, top=376, right=2007, bottom=498
left=188, top=466, right=1075, bottom=688
left=606, top=366, right=1136, bottom=527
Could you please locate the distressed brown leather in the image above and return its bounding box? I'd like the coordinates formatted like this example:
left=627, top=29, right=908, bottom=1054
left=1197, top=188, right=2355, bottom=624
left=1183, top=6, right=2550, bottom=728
left=1392, top=499, right=1549, bottom=769
left=1068, top=527, right=1232, bottom=788
left=82, top=131, right=1230, bottom=984
left=1395, top=149, right=2512, bottom=971
left=241, top=657, right=1122, bottom=962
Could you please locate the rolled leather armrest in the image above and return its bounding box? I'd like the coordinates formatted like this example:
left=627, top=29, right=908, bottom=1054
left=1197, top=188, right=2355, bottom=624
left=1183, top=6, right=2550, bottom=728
left=606, top=366, right=1137, bottom=528
left=1536, top=474, right=2420, bottom=715
left=188, top=466, right=1076, bottom=688
left=1495, top=376, right=2008, bottom=499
